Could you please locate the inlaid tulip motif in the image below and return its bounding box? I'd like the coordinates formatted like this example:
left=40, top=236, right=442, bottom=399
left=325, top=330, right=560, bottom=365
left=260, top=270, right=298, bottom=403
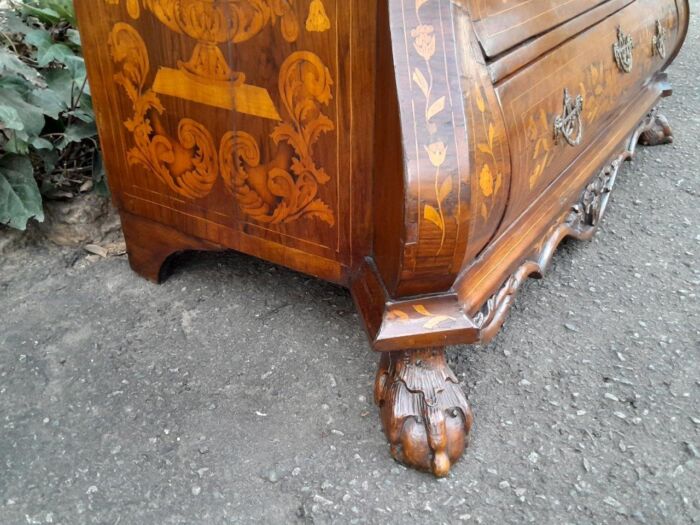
left=411, top=0, right=451, bottom=255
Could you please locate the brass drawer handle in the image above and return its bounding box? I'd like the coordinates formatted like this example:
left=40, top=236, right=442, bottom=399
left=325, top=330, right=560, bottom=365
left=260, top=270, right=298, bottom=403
left=652, top=20, right=667, bottom=59
left=554, top=88, right=584, bottom=147
left=613, top=26, right=634, bottom=73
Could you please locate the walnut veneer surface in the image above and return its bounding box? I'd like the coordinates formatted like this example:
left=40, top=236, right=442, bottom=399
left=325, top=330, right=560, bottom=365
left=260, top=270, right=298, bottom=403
left=75, top=0, right=689, bottom=477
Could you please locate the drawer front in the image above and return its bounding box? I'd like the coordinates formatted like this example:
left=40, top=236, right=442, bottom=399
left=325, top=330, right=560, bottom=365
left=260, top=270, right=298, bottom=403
left=467, top=0, right=621, bottom=57
left=496, top=0, right=680, bottom=223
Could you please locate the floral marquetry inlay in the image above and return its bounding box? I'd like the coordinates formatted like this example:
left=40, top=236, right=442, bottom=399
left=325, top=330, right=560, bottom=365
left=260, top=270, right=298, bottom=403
left=219, top=51, right=336, bottom=226
left=108, top=3, right=338, bottom=227
left=306, top=0, right=331, bottom=32
left=410, top=0, right=452, bottom=256
left=109, top=23, right=219, bottom=199
left=105, top=0, right=300, bottom=119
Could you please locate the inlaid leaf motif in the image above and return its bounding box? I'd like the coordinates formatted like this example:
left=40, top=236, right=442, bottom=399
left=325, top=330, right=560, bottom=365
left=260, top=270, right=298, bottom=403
left=426, top=96, right=445, bottom=121
left=478, top=143, right=492, bottom=155
left=438, top=176, right=452, bottom=203
left=475, top=87, right=486, bottom=113
left=424, top=204, right=443, bottom=231
left=388, top=309, right=410, bottom=321
left=413, top=305, right=432, bottom=317
left=416, top=0, right=429, bottom=10
left=424, top=315, right=452, bottom=329
left=413, top=68, right=429, bottom=97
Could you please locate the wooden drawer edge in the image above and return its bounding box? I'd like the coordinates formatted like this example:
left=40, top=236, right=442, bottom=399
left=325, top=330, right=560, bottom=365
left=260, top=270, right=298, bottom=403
left=487, top=0, right=634, bottom=83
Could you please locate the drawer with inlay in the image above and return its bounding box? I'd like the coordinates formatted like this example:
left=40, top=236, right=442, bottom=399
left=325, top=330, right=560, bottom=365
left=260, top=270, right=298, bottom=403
left=495, top=0, right=680, bottom=223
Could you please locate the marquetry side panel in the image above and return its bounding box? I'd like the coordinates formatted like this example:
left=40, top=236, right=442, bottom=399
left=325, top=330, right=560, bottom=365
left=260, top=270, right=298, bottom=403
left=76, top=0, right=376, bottom=283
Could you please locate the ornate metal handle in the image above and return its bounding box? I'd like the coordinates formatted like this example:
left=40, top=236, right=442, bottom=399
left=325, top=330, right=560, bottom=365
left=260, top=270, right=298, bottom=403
left=652, top=20, right=667, bottom=59
left=613, top=26, right=634, bottom=73
left=554, top=88, right=584, bottom=147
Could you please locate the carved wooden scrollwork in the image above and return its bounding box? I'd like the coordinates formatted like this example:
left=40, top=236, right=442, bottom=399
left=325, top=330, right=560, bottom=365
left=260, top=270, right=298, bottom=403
left=109, top=23, right=218, bottom=199
left=219, top=51, right=336, bottom=226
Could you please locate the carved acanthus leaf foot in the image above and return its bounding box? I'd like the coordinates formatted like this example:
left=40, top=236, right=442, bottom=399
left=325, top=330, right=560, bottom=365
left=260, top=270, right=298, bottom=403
left=374, top=348, right=473, bottom=477
left=639, top=110, right=673, bottom=146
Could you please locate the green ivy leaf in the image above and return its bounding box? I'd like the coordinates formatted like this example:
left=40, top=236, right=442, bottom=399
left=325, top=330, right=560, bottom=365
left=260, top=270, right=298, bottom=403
left=57, top=121, right=97, bottom=149
left=0, top=9, right=34, bottom=36
left=23, top=28, right=53, bottom=54
left=29, top=87, right=66, bottom=120
left=31, top=137, right=54, bottom=150
left=66, top=29, right=81, bottom=47
left=0, top=89, right=45, bottom=138
left=0, top=48, right=44, bottom=87
left=0, top=155, right=44, bottom=230
left=0, top=105, right=24, bottom=131
left=37, top=43, right=75, bottom=68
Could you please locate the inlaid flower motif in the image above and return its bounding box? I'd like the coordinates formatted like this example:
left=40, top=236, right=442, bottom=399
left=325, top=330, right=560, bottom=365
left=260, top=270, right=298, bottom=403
left=306, top=0, right=331, bottom=33
left=425, top=141, right=447, bottom=167
left=411, top=25, right=436, bottom=61
left=479, top=164, right=494, bottom=197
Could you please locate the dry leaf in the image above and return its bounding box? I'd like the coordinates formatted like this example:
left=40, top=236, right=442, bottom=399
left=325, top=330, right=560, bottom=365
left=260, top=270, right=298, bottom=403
left=84, top=244, right=107, bottom=258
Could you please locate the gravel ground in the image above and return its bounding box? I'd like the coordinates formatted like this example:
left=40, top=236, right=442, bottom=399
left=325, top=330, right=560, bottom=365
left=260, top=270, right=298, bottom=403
left=2, top=9, right=699, bottom=525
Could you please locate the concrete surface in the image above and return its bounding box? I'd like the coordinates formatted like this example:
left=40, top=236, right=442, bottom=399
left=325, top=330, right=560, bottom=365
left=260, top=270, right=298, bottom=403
left=1, top=7, right=699, bottom=525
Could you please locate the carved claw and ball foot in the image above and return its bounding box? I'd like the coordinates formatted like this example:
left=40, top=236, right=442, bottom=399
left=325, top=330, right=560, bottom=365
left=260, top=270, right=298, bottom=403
left=374, top=348, right=473, bottom=477
left=639, top=110, right=673, bottom=146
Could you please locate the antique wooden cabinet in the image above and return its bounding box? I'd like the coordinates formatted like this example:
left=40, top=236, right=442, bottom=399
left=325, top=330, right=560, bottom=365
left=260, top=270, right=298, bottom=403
left=75, top=0, right=689, bottom=476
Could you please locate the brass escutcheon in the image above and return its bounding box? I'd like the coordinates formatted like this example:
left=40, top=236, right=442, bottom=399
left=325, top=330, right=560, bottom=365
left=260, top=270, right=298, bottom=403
left=613, top=26, right=634, bottom=73
left=652, top=20, right=667, bottom=59
left=554, top=89, right=584, bottom=147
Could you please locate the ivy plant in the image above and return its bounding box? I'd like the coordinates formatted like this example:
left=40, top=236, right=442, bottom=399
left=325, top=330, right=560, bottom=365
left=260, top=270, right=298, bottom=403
left=0, top=0, right=106, bottom=231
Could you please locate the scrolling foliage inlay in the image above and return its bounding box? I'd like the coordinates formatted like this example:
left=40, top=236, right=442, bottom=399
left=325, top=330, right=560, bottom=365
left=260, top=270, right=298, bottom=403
left=108, top=8, right=337, bottom=227
left=106, top=0, right=300, bottom=119
left=109, top=23, right=218, bottom=199
left=219, top=51, right=336, bottom=226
